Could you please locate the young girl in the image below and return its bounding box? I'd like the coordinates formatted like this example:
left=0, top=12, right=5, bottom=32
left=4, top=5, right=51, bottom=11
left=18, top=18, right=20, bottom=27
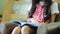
left=12, top=0, right=59, bottom=34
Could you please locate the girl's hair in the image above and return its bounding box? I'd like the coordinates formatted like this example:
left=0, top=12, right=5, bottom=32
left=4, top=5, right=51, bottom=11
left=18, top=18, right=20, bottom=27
left=29, top=0, right=52, bottom=18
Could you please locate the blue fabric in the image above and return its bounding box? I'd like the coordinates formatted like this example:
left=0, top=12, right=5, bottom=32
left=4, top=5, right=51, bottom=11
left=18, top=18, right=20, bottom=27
left=22, top=24, right=37, bottom=28
left=12, top=21, right=38, bottom=28
left=12, top=21, right=21, bottom=25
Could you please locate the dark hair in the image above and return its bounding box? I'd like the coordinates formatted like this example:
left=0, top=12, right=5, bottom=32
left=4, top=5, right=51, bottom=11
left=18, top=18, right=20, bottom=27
left=29, top=0, right=52, bottom=21
left=29, top=0, right=40, bottom=18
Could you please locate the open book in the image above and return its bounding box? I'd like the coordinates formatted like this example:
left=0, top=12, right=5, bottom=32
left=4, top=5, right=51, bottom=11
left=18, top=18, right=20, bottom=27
left=12, top=21, right=41, bottom=27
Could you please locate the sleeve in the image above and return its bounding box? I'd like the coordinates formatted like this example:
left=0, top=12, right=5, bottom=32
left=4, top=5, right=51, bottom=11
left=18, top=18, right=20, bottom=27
left=51, top=2, right=59, bottom=14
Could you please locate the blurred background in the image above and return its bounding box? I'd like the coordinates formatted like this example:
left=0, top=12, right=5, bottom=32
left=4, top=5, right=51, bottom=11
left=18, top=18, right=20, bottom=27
left=0, top=0, right=60, bottom=34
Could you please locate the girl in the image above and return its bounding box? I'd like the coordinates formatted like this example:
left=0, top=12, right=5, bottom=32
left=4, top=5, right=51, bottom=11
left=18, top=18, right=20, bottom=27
left=12, top=0, right=59, bottom=34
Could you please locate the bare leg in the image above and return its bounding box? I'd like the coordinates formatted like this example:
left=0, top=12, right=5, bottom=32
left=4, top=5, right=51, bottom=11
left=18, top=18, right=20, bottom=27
left=11, top=26, right=21, bottom=34
left=21, top=26, right=31, bottom=34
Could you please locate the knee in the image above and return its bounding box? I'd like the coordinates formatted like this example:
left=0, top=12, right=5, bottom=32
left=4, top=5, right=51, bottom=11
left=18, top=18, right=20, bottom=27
left=13, top=26, right=21, bottom=31
left=21, top=26, right=31, bottom=31
left=12, top=26, right=21, bottom=34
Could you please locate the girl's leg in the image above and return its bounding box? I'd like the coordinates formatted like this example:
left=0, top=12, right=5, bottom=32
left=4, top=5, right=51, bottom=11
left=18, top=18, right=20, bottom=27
left=11, top=26, right=21, bottom=34
left=21, top=26, right=32, bottom=34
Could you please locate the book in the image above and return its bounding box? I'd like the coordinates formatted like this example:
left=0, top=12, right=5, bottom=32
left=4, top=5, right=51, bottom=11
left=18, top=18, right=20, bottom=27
left=12, top=21, right=41, bottom=27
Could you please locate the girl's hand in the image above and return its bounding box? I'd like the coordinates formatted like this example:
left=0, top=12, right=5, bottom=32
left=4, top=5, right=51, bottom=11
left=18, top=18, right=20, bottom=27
left=26, top=18, right=39, bottom=23
left=40, top=23, right=46, bottom=25
left=26, top=18, right=32, bottom=22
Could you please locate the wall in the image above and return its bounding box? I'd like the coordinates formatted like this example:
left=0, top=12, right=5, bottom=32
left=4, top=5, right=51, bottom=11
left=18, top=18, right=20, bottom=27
left=2, top=0, right=14, bottom=22
left=11, top=0, right=32, bottom=21
left=56, top=0, right=60, bottom=3
left=0, top=0, right=8, bottom=15
left=2, top=0, right=32, bottom=22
